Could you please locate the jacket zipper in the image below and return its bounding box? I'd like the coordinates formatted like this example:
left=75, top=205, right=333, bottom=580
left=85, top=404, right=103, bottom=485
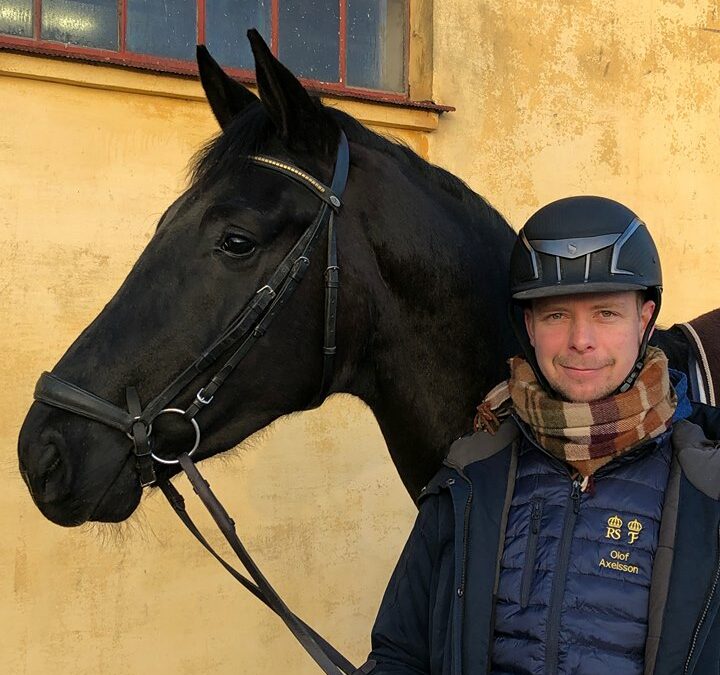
left=447, top=471, right=473, bottom=675
left=544, top=479, right=582, bottom=675
left=456, top=473, right=474, bottom=599
left=683, top=523, right=720, bottom=674
left=520, top=498, right=544, bottom=609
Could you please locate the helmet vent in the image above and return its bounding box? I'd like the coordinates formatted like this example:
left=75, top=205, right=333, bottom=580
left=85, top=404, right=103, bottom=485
left=610, top=217, right=642, bottom=276
left=529, top=233, right=620, bottom=259
left=520, top=230, right=540, bottom=280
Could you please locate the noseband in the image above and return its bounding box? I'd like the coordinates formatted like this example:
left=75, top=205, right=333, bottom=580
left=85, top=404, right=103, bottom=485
left=32, top=132, right=374, bottom=674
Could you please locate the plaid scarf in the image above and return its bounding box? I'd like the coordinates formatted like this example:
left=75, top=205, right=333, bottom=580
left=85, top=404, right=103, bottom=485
left=475, top=346, right=677, bottom=479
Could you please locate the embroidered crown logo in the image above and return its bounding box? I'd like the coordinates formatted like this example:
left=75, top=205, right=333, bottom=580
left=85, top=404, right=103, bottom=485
left=605, top=515, right=623, bottom=540
left=608, top=515, right=623, bottom=529
left=627, top=518, right=643, bottom=544
left=628, top=519, right=643, bottom=533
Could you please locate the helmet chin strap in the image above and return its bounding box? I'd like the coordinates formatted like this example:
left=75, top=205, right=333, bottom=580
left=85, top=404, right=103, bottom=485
left=616, top=290, right=662, bottom=394
left=508, top=303, right=554, bottom=393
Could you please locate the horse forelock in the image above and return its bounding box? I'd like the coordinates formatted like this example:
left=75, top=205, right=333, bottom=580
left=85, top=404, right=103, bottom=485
left=189, top=102, right=273, bottom=187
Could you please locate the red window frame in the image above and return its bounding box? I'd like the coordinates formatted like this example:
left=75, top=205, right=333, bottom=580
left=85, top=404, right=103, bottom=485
left=0, top=0, right=451, bottom=109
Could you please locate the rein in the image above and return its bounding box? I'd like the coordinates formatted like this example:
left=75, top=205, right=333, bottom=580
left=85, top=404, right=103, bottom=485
left=32, top=132, right=375, bottom=674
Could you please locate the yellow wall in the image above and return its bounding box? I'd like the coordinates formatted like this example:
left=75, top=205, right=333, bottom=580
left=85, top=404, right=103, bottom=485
left=4, top=2, right=720, bottom=672
left=429, top=0, right=720, bottom=325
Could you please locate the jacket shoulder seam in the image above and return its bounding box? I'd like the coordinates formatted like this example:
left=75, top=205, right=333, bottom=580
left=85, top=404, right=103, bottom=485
left=444, top=420, right=519, bottom=471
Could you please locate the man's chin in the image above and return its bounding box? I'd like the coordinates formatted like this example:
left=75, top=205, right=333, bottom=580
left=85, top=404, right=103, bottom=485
left=551, top=380, right=618, bottom=403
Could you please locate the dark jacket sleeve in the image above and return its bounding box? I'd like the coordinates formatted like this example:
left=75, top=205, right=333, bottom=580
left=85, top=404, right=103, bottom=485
left=368, top=493, right=442, bottom=674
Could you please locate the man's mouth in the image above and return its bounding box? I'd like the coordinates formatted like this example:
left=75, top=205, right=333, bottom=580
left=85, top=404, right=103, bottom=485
left=558, top=363, right=611, bottom=375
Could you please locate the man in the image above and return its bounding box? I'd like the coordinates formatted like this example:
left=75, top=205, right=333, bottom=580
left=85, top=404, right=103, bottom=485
left=367, top=197, right=720, bottom=674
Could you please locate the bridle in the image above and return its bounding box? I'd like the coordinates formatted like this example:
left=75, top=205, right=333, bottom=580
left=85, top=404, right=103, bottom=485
left=36, top=131, right=349, bottom=488
left=32, top=132, right=375, bottom=674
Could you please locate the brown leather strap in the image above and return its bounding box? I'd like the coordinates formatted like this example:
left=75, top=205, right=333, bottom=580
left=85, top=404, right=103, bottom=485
left=126, top=387, right=156, bottom=487
left=163, top=454, right=358, bottom=674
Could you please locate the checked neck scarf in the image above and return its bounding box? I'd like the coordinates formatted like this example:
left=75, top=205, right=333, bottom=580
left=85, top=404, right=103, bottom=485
left=476, top=346, right=677, bottom=479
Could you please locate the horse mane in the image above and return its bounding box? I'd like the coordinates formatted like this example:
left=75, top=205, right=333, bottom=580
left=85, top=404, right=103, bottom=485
left=189, top=100, right=510, bottom=235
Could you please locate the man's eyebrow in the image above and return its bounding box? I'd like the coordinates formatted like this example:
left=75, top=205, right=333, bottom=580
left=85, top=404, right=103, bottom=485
left=589, top=300, right=626, bottom=310
left=534, top=298, right=628, bottom=312
left=535, top=303, right=569, bottom=313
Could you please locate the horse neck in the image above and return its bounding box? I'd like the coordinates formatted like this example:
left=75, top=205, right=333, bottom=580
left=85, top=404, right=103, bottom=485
left=337, top=142, right=517, bottom=498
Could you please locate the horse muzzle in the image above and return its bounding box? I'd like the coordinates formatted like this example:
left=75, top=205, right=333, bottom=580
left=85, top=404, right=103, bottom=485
left=18, top=400, right=142, bottom=526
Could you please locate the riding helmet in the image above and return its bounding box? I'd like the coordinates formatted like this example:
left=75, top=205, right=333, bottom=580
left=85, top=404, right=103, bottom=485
left=509, top=196, right=663, bottom=393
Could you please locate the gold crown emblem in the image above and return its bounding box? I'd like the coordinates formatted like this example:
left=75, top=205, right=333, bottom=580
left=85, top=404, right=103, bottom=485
left=607, top=515, right=623, bottom=529
left=628, top=519, right=643, bottom=533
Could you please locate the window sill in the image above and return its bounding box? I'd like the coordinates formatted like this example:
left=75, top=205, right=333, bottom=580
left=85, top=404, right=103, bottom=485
left=0, top=45, right=451, bottom=133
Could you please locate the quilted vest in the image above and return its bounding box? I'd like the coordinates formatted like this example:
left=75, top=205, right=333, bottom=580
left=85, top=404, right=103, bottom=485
left=490, top=430, right=672, bottom=675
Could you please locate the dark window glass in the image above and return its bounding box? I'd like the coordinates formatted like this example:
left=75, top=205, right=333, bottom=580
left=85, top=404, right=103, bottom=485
left=206, top=0, right=270, bottom=70
left=279, top=0, right=339, bottom=82
left=0, top=0, right=410, bottom=95
left=42, top=0, right=117, bottom=49
left=0, top=0, right=33, bottom=37
left=347, top=0, right=405, bottom=92
left=127, top=0, right=195, bottom=60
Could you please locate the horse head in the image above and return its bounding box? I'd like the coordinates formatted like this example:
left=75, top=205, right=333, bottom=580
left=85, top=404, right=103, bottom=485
left=19, top=31, right=517, bottom=527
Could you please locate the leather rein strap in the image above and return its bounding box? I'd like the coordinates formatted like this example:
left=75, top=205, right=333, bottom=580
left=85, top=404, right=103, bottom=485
left=32, top=132, right=375, bottom=674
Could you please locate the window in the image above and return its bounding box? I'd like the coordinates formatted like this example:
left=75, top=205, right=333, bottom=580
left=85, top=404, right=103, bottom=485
left=0, top=0, right=408, bottom=95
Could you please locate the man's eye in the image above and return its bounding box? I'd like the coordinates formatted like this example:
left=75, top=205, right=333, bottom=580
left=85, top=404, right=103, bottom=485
left=220, top=233, right=256, bottom=258
left=599, top=310, right=616, bottom=318
left=547, top=312, right=564, bottom=320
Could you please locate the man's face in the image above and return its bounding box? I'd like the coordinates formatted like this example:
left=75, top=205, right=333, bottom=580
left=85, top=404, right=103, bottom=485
left=523, top=291, right=656, bottom=402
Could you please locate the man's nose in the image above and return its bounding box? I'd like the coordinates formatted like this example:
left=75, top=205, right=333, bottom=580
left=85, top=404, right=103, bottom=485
left=568, top=317, right=595, bottom=352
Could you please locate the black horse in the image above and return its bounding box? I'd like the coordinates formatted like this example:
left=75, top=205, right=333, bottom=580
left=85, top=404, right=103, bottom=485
left=17, top=31, right=708, bottom=531
left=18, top=31, right=517, bottom=526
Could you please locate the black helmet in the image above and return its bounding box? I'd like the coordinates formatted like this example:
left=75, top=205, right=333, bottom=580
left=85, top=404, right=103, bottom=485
left=510, top=196, right=662, bottom=393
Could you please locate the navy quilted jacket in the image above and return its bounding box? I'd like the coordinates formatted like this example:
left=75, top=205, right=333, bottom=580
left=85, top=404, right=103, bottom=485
left=368, top=402, right=720, bottom=675
left=491, top=424, right=670, bottom=674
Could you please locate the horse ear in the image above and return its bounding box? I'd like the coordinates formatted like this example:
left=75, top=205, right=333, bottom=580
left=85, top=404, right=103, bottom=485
left=247, top=29, right=336, bottom=151
left=197, top=45, right=258, bottom=130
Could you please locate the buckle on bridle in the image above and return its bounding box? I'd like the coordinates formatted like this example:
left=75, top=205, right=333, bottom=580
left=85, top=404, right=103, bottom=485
left=126, top=416, right=152, bottom=441
left=256, top=284, right=276, bottom=297
left=195, top=388, right=214, bottom=406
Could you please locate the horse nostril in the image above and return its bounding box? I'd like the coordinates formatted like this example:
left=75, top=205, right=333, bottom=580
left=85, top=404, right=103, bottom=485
left=39, top=444, right=62, bottom=474
left=23, top=441, right=71, bottom=504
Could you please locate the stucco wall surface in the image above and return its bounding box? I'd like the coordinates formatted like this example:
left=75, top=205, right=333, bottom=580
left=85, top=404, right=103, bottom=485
left=0, top=55, right=421, bottom=674
left=5, top=2, right=720, bottom=672
left=429, top=0, right=720, bottom=324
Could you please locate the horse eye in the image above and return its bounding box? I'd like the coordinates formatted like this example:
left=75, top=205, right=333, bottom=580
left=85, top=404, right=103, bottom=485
left=220, top=233, right=256, bottom=258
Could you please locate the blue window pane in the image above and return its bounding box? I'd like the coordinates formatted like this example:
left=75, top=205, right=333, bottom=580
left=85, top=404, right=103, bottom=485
left=0, top=0, right=32, bottom=37
left=206, top=0, right=270, bottom=70
left=347, top=0, right=406, bottom=92
left=42, top=0, right=117, bottom=49
left=127, top=0, right=195, bottom=60
left=279, top=0, right=339, bottom=82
